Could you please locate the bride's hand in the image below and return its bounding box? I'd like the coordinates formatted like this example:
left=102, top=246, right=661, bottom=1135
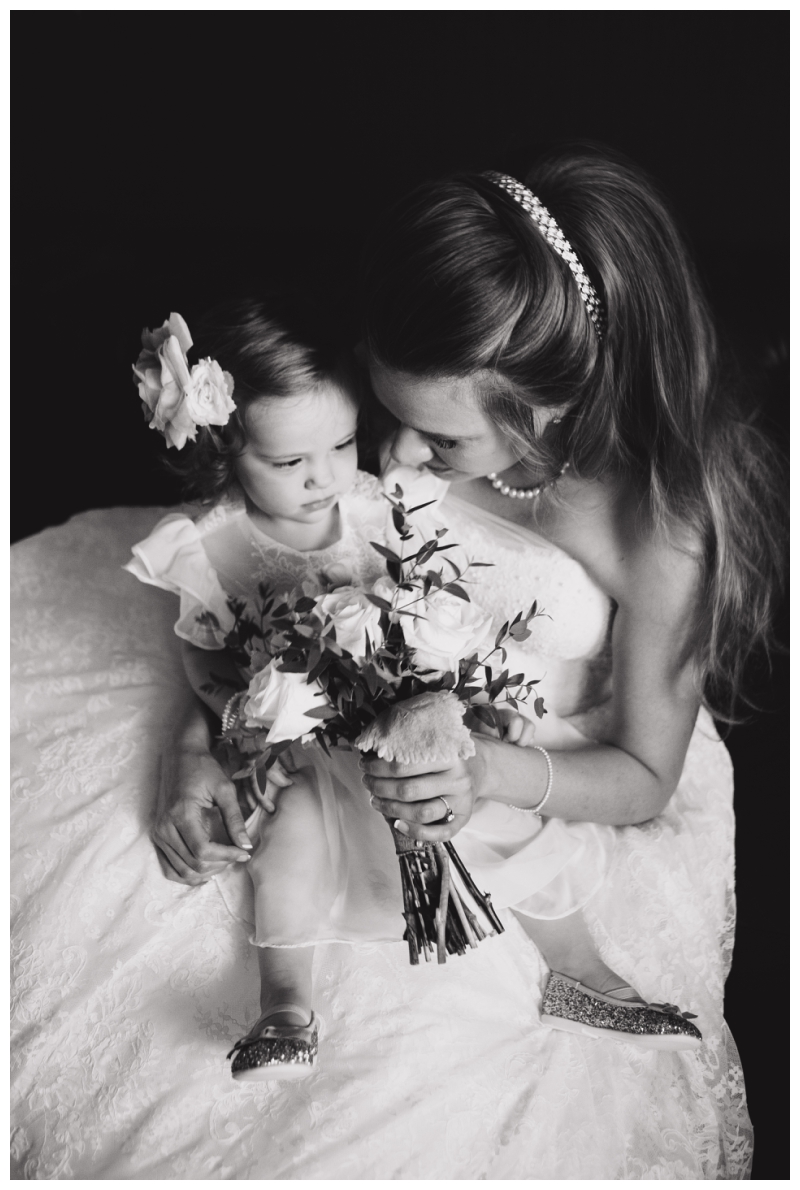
left=360, top=740, right=488, bottom=843
left=466, top=705, right=538, bottom=748
left=154, top=744, right=260, bottom=885
left=153, top=745, right=293, bottom=885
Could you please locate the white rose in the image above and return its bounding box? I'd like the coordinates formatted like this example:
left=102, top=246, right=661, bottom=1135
left=133, top=313, right=192, bottom=387
left=151, top=334, right=196, bottom=449
left=243, top=662, right=328, bottom=744
left=139, top=312, right=193, bottom=360
left=131, top=313, right=235, bottom=451
left=400, top=589, right=494, bottom=676
left=183, top=358, right=236, bottom=428
left=133, top=313, right=194, bottom=434
left=315, top=586, right=384, bottom=660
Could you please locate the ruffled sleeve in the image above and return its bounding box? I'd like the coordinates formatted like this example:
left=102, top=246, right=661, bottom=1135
left=124, top=513, right=235, bottom=649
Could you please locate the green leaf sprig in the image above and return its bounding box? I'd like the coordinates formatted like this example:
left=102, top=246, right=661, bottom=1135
left=213, top=485, right=547, bottom=775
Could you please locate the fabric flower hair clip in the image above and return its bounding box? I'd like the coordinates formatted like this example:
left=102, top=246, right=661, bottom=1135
left=132, top=312, right=236, bottom=450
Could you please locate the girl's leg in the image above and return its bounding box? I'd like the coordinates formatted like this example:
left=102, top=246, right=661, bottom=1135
left=513, top=908, right=644, bottom=1001
left=232, top=943, right=318, bottom=1081
left=244, top=762, right=332, bottom=1034
left=253, top=944, right=314, bottom=1029
left=229, top=765, right=326, bottom=1079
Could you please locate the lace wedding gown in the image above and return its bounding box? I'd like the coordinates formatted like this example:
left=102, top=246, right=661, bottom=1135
left=11, top=488, right=753, bottom=1178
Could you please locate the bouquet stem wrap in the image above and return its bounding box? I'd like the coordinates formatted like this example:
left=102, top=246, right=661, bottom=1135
left=356, top=690, right=504, bottom=964
left=391, top=832, right=505, bottom=965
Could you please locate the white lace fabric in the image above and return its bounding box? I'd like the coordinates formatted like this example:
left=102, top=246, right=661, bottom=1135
left=11, top=503, right=753, bottom=1178
left=124, top=472, right=390, bottom=650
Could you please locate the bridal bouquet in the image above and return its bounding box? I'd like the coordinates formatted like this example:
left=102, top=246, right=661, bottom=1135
left=205, top=484, right=546, bottom=965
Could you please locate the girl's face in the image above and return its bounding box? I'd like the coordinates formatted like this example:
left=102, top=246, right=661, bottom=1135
left=235, top=385, right=359, bottom=524
left=368, top=364, right=549, bottom=483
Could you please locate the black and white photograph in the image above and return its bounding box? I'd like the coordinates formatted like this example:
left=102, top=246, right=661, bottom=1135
left=11, top=10, right=788, bottom=1181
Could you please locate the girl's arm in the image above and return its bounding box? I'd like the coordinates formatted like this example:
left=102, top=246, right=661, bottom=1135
left=180, top=639, right=244, bottom=720
left=179, top=639, right=294, bottom=812
left=363, top=500, right=703, bottom=836
left=153, top=643, right=295, bottom=884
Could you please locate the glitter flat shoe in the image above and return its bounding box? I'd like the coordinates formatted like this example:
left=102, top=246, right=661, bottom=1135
left=541, top=971, right=702, bottom=1051
left=228, top=1007, right=319, bottom=1082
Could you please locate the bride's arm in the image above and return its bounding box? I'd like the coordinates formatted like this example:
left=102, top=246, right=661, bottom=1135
left=363, top=514, right=703, bottom=836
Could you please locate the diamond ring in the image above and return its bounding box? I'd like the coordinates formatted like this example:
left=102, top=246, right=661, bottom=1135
left=438, top=796, right=455, bottom=824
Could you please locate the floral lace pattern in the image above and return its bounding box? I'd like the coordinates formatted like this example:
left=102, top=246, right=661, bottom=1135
left=441, top=493, right=611, bottom=663
left=203, top=470, right=388, bottom=598
left=11, top=506, right=752, bottom=1178
left=134, top=473, right=390, bottom=650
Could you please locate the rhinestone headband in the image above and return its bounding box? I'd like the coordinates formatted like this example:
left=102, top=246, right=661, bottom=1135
left=483, top=171, right=605, bottom=339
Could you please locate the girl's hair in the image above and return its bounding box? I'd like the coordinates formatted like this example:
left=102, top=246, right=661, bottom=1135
left=360, top=145, right=786, bottom=720
left=169, top=295, right=357, bottom=502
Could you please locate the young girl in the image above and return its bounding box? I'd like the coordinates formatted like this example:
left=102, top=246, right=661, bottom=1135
left=127, top=295, right=703, bottom=1083
left=126, top=296, right=403, bottom=1081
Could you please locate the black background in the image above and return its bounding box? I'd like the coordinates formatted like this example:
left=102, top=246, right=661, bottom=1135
left=14, top=12, right=788, bottom=1178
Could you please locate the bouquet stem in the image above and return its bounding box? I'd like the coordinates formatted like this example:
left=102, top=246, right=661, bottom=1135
left=388, top=821, right=504, bottom=964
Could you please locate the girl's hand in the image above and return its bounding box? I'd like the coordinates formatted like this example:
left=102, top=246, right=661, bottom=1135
left=241, top=760, right=294, bottom=815
left=264, top=759, right=295, bottom=808
left=468, top=706, right=538, bottom=748
left=360, top=740, right=489, bottom=844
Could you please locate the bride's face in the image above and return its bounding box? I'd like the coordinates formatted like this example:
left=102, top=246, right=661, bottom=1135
left=369, top=365, right=547, bottom=483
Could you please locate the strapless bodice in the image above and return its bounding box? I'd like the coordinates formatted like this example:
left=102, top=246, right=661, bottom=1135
left=441, top=493, right=614, bottom=727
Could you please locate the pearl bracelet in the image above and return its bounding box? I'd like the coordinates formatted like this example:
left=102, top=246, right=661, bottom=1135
left=220, top=690, right=246, bottom=734
left=508, top=745, right=554, bottom=817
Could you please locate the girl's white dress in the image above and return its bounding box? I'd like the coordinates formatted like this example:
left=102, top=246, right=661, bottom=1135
left=125, top=469, right=618, bottom=943
left=10, top=471, right=753, bottom=1179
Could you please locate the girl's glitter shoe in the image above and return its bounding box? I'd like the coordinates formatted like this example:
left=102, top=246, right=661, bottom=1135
left=228, top=1007, right=319, bottom=1082
left=541, top=971, right=702, bottom=1051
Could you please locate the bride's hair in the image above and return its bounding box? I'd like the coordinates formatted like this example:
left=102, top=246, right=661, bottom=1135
left=170, top=295, right=354, bottom=501
left=360, top=145, right=786, bottom=720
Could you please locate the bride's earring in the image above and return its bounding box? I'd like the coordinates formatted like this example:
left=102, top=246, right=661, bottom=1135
left=551, top=417, right=563, bottom=425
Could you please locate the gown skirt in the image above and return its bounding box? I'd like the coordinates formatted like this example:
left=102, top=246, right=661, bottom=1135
left=11, top=507, right=753, bottom=1179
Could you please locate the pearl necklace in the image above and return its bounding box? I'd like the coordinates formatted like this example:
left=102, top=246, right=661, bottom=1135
left=487, top=462, right=570, bottom=499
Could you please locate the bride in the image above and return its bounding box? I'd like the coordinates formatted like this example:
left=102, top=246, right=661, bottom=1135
left=11, top=147, right=780, bottom=1178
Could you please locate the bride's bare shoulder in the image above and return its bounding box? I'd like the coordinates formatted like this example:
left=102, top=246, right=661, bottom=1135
left=547, top=476, right=703, bottom=614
